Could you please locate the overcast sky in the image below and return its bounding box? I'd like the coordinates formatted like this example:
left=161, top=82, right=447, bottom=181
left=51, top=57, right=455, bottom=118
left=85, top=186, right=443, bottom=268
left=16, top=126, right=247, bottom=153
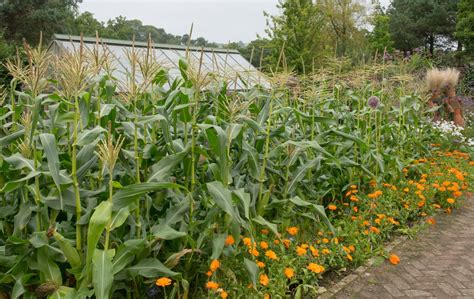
left=79, top=0, right=392, bottom=43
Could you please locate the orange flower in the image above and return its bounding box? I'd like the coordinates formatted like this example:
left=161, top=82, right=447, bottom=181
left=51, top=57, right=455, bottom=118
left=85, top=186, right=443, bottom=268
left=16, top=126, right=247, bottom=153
left=433, top=204, right=441, bottom=209
left=403, top=188, right=409, bottom=193
left=249, top=248, right=259, bottom=257
left=260, top=241, right=269, bottom=250
left=265, top=250, right=278, bottom=260
left=286, top=227, right=298, bottom=235
left=259, top=274, right=269, bottom=286
left=243, top=237, right=252, bottom=247
left=310, top=246, right=319, bottom=257
left=426, top=218, right=436, bottom=225
left=353, top=206, right=358, bottom=212
left=206, top=271, right=212, bottom=277
left=389, top=254, right=400, bottom=265
left=282, top=239, right=291, bottom=248
left=220, top=290, right=228, bottom=299
left=210, top=259, right=220, bottom=272
left=256, top=261, right=265, bottom=268
left=346, top=254, right=353, bottom=261
left=296, top=246, right=307, bottom=256
left=350, top=195, right=359, bottom=202
left=156, top=277, right=172, bottom=287
left=264, top=294, right=270, bottom=299
left=328, top=204, right=337, bottom=211
left=261, top=228, right=269, bottom=235
left=447, top=198, right=455, bottom=204
left=322, top=248, right=330, bottom=255
left=370, top=226, right=380, bottom=234
left=206, top=281, right=219, bottom=290
left=453, top=191, right=462, bottom=197
left=322, top=238, right=329, bottom=244
left=351, top=184, right=357, bottom=189
left=349, top=245, right=355, bottom=252
left=225, top=235, right=235, bottom=246
left=284, top=267, right=295, bottom=279
left=273, top=239, right=280, bottom=245
left=307, top=263, right=325, bottom=273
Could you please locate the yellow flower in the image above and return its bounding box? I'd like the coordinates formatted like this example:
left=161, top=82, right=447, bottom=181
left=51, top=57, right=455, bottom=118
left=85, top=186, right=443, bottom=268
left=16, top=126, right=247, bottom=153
left=307, top=263, right=325, bottom=273
left=156, top=277, right=172, bottom=287
left=322, top=248, right=330, bottom=255
left=447, top=198, right=455, bottom=204
left=284, top=267, right=295, bottom=279
left=220, top=290, right=228, bottom=298
left=210, top=259, right=220, bottom=272
left=286, top=227, right=298, bottom=235
left=322, top=238, right=329, bottom=244
left=259, top=274, right=269, bottom=286
left=243, top=237, right=252, bottom=247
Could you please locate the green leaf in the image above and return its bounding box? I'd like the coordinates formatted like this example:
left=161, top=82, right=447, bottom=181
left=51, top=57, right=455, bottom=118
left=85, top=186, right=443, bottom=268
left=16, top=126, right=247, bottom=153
left=84, top=201, right=112, bottom=284
left=76, top=126, right=106, bottom=146
left=252, top=216, right=279, bottom=237
left=50, top=286, right=78, bottom=299
left=126, top=258, right=179, bottom=278
left=147, top=148, right=190, bottom=182
left=289, top=196, right=335, bottom=233
left=108, top=207, right=130, bottom=231
left=244, top=258, right=258, bottom=287
left=112, top=239, right=145, bottom=275
left=206, top=181, right=243, bottom=225
left=53, top=231, right=81, bottom=269
left=4, top=153, right=35, bottom=171
left=112, top=182, right=186, bottom=211
left=287, top=157, right=322, bottom=194
left=152, top=225, right=187, bottom=240
left=92, top=249, right=114, bottom=299
left=37, top=247, right=62, bottom=285
left=330, top=129, right=368, bottom=150
left=0, top=129, right=24, bottom=147
left=211, top=234, right=226, bottom=260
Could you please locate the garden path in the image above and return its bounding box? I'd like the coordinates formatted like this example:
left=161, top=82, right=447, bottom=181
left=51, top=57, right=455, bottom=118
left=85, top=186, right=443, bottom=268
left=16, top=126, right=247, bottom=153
left=326, top=195, right=474, bottom=298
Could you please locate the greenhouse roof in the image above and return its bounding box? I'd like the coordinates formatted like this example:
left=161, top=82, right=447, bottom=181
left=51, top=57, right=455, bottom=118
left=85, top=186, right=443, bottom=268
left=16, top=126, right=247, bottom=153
left=49, top=34, right=270, bottom=90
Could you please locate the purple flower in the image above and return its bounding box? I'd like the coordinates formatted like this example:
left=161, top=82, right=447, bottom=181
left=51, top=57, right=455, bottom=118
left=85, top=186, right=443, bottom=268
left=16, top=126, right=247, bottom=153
left=368, top=96, right=380, bottom=109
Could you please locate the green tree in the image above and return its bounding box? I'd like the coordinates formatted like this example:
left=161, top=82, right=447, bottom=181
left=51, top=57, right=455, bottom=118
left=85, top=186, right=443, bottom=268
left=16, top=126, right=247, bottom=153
left=264, top=0, right=328, bottom=73
left=71, top=11, right=105, bottom=37
left=455, top=0, right=474, bottom=53
left=388, top=0, right=459, bottom=54
left=0, top=0, right=78, bottom=45
left=368, top=5, right=394, bottom=54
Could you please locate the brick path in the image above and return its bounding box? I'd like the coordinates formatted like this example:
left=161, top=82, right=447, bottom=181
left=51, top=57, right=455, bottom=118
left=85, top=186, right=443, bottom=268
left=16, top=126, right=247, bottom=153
left=333, top=196, right=474, bottom=298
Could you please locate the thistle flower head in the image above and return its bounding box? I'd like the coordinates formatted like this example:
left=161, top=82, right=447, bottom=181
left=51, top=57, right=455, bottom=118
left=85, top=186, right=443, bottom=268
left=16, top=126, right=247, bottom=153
left=368, top=96, right=380, bottom=109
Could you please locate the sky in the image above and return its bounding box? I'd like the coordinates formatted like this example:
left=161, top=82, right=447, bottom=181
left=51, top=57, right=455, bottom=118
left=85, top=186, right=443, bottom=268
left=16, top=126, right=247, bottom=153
left=79, top=0, right=392, bottom=44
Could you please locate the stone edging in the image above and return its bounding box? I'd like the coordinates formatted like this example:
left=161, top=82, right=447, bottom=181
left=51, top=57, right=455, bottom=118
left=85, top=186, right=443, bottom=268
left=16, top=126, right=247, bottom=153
left=317, top=235, right=409, bottom=299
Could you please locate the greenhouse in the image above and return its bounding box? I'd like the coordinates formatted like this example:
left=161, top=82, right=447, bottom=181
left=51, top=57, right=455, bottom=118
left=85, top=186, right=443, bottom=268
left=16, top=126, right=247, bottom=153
left=48, top=34, right=270, bottom=91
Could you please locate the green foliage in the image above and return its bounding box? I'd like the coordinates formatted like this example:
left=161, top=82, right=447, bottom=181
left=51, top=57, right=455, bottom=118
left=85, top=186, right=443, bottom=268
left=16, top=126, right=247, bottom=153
left=368, top=7, right=394, bottom=54
left=388, top=0, right=459, bottom=53
left=455, top=0, right=474, bottom=53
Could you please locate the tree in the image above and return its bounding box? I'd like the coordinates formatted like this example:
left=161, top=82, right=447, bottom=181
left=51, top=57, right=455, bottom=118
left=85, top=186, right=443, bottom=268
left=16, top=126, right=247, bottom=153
left=71, top=11, right=104, bottom=37
left=455, top=0, right=474, bottom=53
left=0, top=0, right=78, bottom=45
left=388, top=0, right=459, bottom=54
left=317, top=0, right=368, bottom=57
left=264, top=0, right=328, bottom=73
left=368, top=4, right=394, bottom=53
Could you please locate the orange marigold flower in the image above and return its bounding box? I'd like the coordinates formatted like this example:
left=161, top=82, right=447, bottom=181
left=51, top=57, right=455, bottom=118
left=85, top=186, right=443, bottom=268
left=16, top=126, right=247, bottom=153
left=310, top=246, right=319, bottom=257
left=349, top=245, right=355, bottom=252
left=264, top=294, right=270, bottom=299
left=362, top=220, right=370, bottom=226
left=433, top=204, right=441, bottom=209
left=374, top=218, right=381, bottom=225
left=225, top=235, right=235, bottom=246
left=220, top=290, right=228, bottom=299
left=403, top=188, right=409, bottom=193
left=296, top=246, right=307, bottom=256
left=286, top=227, right=298, bottom=235
left=274, top=239, right=280, bottom=245
left=282, top=239, right=291, bottom=248
left=328, top=204, right=337, bottom=211
left=368, top=193, right=377, bottom=199
left=210, top=259, right=220, bottom=272
left=418, top=201, right=425, bottom=208
left=347, top=254, right=353, bottom=261
left=389, top=254, right=400, bottom=265
left=261, top=228, right=269, bottom=235
left=447, top=198, right=455, bottom=204
left=353, top=206, right=359, bottom=212
left=370, top=226, right=380, bottom=234
left=265, top=250, right=278, bottom=260
left=206, top=271, right=212, bottom=277
left=333, top=237, right=339, bottom=244
left=322, top=238, right=329, bottom=244
left=351, top=184, right=358, bottom=189
left=350, top=195, right=359, bottom=202
left=284, top=267, right=295, bottom=279
left=343, top=246, right=351, bottom=253
left=322, top=248, right=331, bottom=255
left=243, top=237, right=252, bottom=247
left=256, top=261, right=265, bottom=268
left=156, top=277, right=172, bottom=287
left=453, top=191, right=462, bottom=197
left=307, top=263, right=325, bottom=273
left=249, top=248, right=259, bottom=257
left=260, top=241, right=269, bottom=250
left=259, top=274, right=269, bottom=286
left=426, top=218, right=436, bottom=225
left=206, top=281, right=219, bottom=290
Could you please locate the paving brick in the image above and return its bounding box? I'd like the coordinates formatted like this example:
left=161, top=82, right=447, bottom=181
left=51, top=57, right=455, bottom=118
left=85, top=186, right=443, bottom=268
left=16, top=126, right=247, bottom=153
left=327, top=196, right=474, bottom=299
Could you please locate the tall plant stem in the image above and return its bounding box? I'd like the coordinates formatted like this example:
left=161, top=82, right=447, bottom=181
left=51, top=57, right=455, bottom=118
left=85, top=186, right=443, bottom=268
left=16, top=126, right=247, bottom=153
left=72, top=98, right=82, bottom=250
left=104, top=176, right=113, bottom=250
left=33, top=142, right=42, bottom=231
left=258, top=95, right=274, bottom=204
left=133, top=101, right=141, bottom=238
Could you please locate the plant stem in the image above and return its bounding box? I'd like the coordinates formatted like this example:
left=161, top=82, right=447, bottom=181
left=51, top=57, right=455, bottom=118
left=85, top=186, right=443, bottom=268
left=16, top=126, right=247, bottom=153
left=72, top=98, right=82, bottom=250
